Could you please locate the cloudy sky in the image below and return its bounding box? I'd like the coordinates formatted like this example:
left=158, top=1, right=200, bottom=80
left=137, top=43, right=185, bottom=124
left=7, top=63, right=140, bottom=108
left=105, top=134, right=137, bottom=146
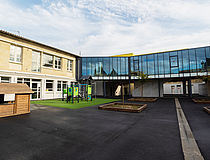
left=0, top=0, right=210, bottom=56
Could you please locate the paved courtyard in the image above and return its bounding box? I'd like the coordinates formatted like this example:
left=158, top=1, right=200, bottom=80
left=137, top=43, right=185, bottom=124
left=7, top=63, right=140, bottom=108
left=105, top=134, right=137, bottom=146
left=0, top=98, right=209, bottom=160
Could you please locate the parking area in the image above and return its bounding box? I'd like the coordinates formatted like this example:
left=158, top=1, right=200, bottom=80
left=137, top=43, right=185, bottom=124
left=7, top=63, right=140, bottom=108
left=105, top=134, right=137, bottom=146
left=0, top=98, right=208, bottom=160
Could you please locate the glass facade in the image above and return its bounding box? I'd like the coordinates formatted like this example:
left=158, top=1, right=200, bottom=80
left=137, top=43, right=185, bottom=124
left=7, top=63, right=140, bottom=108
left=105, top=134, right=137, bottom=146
left=80, top=46, right=210, bottom=80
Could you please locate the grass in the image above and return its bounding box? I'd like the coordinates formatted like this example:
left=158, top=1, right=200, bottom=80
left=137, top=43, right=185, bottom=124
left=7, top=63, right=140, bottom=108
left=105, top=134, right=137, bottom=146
left=31, top=98, right=120, bottom=109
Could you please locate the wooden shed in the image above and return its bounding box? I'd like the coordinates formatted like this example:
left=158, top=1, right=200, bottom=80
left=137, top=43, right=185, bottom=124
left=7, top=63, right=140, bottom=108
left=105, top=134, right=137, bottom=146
left=0, top=83, right=33, bottom=118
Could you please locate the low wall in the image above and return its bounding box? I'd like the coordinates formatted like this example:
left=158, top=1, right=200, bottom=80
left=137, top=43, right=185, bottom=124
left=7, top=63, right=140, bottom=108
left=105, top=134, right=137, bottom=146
left=132, top=80, right=163, bottom=97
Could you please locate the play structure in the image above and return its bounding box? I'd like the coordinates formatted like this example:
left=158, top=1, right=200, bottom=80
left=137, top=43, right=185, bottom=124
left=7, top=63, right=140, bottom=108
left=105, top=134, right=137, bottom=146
left=62, top=84, right=93, bottom=103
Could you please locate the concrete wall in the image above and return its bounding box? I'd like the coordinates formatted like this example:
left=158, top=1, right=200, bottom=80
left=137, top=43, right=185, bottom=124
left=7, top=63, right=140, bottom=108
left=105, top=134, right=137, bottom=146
left=96, top=81, right=104, bottom=96
left=132, top=80, right=163, bottom=97
left=199, top=83, right=208, bottom=96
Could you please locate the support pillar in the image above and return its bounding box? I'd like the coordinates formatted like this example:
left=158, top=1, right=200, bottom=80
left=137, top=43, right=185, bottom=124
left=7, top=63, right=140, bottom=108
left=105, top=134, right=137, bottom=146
left=103, top=81, right=106, bottom=97
left=188, top=79, right=192, bottom=98
left=158, top=79, right=160, bottom=97
left=183, top=80, right=186, bottom=96
left=128, top=80, right=131, bottom=97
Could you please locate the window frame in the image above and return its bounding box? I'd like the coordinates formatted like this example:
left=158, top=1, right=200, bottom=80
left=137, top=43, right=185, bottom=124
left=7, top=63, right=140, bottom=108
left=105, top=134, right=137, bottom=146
left=46, top=80, right=54, bottom=91
left=67, top=59, right=73, bottom=72
left=10, top=45, right=22, bottom=63
left=42, top=53, right=54, bottom=68
left=55, top=56, right=62, bottom=70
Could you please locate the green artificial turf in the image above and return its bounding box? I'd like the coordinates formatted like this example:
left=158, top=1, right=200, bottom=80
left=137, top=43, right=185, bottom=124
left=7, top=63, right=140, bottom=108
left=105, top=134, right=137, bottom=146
left=31, top=98, right=119, bottom=109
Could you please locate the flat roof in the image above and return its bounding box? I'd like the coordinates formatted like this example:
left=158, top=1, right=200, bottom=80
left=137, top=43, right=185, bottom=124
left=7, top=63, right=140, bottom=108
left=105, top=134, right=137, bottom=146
left=0, top=30, right=79, bottom=57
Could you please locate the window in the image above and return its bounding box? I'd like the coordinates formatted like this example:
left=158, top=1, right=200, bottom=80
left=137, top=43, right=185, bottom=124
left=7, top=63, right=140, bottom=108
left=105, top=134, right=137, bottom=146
left=63, top=81, right=67, bottom=90
left=24, top=78, right=30, bottom=87
left=55, top=57, right=61, bottom=69
left=46, top=80, right=53, bottom=91
left=43, top=54, right=53, bottom=68
left=10, top=45, right=22, bottom=63
left=67, top=60, right=73, bottom=72
left=57, top=81, right=61, bottom=91
left=0, top=77, right=10, bottom=83
left=17, top=78, right=23, bottom=83
left=32, top=51, right=41, bottom=72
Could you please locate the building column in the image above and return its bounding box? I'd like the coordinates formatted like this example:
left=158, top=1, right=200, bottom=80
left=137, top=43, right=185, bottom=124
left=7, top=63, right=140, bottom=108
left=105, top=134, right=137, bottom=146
left=188, top=78, right=192, bottom=98
left=183, top=80, right=186, bottom=96
left=128, top=80, right=131, bottom=97
left=158, top=79, right=160, bottom=97
left=103, top=81, right=106, bottom=97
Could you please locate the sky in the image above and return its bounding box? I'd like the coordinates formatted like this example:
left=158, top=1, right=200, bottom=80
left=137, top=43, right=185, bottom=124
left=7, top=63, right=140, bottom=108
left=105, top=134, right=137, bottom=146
left=0, top=0, right=210, bottom=56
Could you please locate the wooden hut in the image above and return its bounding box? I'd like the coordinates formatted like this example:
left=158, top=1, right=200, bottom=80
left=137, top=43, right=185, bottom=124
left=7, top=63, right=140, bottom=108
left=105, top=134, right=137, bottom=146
left=0, top=83, right=33, bottom=118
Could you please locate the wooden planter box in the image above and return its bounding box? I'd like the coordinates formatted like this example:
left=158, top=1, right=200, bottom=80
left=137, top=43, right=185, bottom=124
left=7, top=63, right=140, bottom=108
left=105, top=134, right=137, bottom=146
left=98, top=102, right=147, bottom=113
left=0, top=83, right=33, bottom=118
left=203, top=107, right=210, bottom=114
left=192, top=99, right=210, bottom=104
left=128, top=97, right=158, bottom=102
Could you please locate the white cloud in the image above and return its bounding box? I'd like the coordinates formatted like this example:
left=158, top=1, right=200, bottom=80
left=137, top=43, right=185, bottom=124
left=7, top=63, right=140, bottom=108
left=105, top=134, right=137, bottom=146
left=0, top=0, right=210, bottom=56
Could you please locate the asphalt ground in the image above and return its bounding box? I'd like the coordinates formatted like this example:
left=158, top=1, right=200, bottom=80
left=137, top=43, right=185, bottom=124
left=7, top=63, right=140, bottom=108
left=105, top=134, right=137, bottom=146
left=0, top=99, right=185, bottom=160
left=179, top=98, right=210, bottom=160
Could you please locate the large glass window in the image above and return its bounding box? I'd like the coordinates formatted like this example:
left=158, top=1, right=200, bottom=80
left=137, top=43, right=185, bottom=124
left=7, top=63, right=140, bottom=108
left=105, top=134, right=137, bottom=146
left=87, top=58, right=91, bottom=75
left=169, top=52, right=178, bottom=74
left=130, top=57, right=134, bottom=75
left=125, top=57, right=128, bottom=75
left=158, top=54, right=164, bottom=75
left=148, top=55, right=154, bottom=75
left=196, top=48, right=206, bottom=72
left=189, top=49, right=196, bottom=73
left=112, top=58, right=118, bottom=76
left=163, top=52, right=169, bottom=74
left=117, top=57, right=121, bottom=76
left=32, top=51, right=41, bottom=72
left=109, top=58, right=113, bottom=76
left=92, top=58, right=97, bottom=76
left=103, top=58, right=109, bottom=76
left=80, top=58, right=86, bottom=76
left=10, top=45, right=22, bottom=63
left=43, top=54, right=53, bottom=68
left=182, top=50, right=189, bottom=73
left=121, top=58, right=126, bottom=76
left=46, top=80, right=53, bottom=91
left=142, top=56, right=147, bottom=74
left=178, top=51, right=183, bottom=74
left=206, top=47, right=210, bottom=71
left=55, top=57, right=61, bottom=69
left=154, top=54, right=158, bottom=75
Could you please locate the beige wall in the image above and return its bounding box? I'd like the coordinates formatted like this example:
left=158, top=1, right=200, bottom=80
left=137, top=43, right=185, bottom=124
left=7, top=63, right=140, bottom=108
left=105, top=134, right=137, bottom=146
left=0, top=34, right=76, bottom=80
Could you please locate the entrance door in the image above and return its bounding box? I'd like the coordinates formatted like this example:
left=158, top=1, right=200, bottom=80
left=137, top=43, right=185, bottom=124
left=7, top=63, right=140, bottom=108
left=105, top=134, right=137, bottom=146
left=32, top=82, right=41, bottom=99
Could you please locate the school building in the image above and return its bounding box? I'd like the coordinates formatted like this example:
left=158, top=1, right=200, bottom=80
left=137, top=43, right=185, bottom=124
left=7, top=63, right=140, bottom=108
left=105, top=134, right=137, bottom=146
left=1, top=30, right=210, bottom=99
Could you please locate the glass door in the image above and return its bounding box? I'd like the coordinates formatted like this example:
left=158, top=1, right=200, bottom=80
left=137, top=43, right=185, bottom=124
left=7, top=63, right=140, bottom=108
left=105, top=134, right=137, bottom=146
left=32, top=82, right=41, bottom=100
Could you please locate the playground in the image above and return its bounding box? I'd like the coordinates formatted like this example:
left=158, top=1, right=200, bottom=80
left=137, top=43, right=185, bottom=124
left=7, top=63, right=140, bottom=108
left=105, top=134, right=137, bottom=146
left=31, top=98, right=119, bottom=109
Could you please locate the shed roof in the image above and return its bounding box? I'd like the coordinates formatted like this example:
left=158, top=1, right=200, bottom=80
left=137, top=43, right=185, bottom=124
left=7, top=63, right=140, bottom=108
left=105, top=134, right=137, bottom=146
left=0, top=83, right=34, bottom=94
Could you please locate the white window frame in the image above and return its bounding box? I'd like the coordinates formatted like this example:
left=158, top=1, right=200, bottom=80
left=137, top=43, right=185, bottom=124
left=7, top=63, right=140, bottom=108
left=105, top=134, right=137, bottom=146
left=67, top=60, right=73, bottom=72
left=10, top=45, right=22, bottom=63
left=46, top=80, right=53, bottom=91
left=43, top=53, right=53, bottom=68
left=55, top=56, right=61, bottom=69
left=0, top=77, right=10, bottom=83
left=57, top=81, right=62, bottom=91
left=32, top=51, right=41, bottom=72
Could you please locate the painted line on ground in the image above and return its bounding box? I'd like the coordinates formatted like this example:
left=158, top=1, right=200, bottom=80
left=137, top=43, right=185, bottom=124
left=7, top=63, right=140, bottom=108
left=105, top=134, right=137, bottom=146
left=175, top=98, right=204, bottom=160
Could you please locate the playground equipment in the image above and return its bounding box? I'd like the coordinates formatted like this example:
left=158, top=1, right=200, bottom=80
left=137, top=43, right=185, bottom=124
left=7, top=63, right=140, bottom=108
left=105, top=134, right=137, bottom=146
left=62, top=84, right=93, bottom=103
